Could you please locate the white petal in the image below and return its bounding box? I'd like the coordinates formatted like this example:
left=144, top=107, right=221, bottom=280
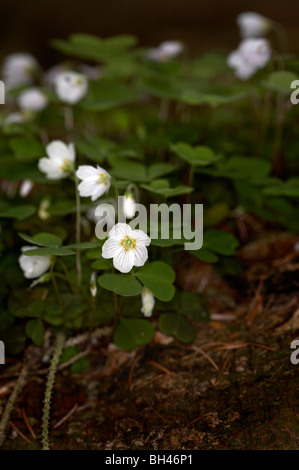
left=90, top=184, right=107, bottom=201
left=38, top=158, right=65, bottom=179
left=133, top=244, right=148, bottom=267
left=76, top=165, right=99, bottom=180
left=109, top=223, right=133, bottom=240
left=77, top=180, right=99, bottom=198
left=68, top=143, right=76, bottom=162
left=113, top=249, right=135, bottom=273
left=46, top=140, right=72, bottom=162
left=102, top=238, right=122, bottom=259
left=132, top=229, right=151, bottom=246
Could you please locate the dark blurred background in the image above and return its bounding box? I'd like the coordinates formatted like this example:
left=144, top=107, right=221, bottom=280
left=1, top=0, right=299, bottom=66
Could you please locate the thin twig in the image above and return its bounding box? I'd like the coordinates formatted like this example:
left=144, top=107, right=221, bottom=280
left=9, top=421, right=31, bottom=445
left=53, top=404, right=78, bottom=429
left=21, top=408, right=37, bottom=440
left=0, top=363, right=29, bottom=446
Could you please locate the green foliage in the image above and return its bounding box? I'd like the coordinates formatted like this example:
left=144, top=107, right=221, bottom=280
left=1, top=31, right=298, bottom=354
left=113, top=318, right=155, bottom=351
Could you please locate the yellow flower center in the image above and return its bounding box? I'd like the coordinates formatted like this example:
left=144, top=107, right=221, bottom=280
left=60, top=159, right=73, bottom=173
left=98, top=172, right=108, bottom=186
left=120, top=235, right=136, bottom=252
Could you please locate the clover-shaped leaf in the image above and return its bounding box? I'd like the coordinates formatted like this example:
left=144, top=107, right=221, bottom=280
left=171, top=142, right=220, bottom=166
left=135, top=261, right=175, bottom=301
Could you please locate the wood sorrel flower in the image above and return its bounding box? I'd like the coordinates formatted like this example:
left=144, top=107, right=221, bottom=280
left=148, top=41, right=183, bottom=62
left=55, top=71, right=88, bottom=104
left=237, top=12, right=271, bottom=39
left=2, top=53, right=38, bottom=89
left=76, top=165, right=111, bottom=201
left=17, top=88, right=48, bottom=112
left=228, top=38, right=271, bottom=80
left=141, top=287, right=155, bottom=317
left=102, top=223, right=151, bottom=273
left=123, top=191, right=136, bottom=219
left=38, top=140, right=75, bottom=180
left=19, top=246, right=51, bottom=279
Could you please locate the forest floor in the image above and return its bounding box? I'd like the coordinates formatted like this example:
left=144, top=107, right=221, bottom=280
left=0, top=229, right=299, bottom=450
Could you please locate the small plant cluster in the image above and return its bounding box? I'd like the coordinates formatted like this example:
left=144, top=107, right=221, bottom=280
left=0, top=11, right=299, bottom=358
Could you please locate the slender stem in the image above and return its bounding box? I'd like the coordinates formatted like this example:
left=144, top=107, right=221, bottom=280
left=159, top=99, right=170, bottom=122
left=258, top=90, right=272, bottom=157
left=41, top=332, right=66, bottom=451
left=271, top=94, right=286, bottom=175
left=272, top=21, right=288, bottom=54
left=64, top=106, right=74, bottom=137
left=57, top=258, right=77, bottom=294
left=87, top=298, right=96, bottom=342
left=74, top=172, right=82, bottom=291
left=187, top=164, right=195, bottom=203
left=50, top=260, right=63, bottom=311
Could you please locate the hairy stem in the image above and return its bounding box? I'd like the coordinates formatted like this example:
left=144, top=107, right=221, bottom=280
left=41, top=332, right=66, bottom=450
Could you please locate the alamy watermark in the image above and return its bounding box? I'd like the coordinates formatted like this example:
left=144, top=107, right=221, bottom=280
left=0, top=340, right=5, bottom=365
left=94, top=197, right=203, bottom=251
left=0, top=80, right=4, bottom=104
left=290, top=80, right=299, bottom=104
left=290, top=339, right=299, bottom=365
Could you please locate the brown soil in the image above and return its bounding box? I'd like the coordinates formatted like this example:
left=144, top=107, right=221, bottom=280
left=1, top=230, right=299, bottom=450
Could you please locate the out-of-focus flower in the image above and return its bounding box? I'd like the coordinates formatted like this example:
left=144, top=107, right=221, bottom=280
left=2, top=112, right=25, bottom=126
left=19, top=179, right=34, bottom=197
left=148, top=40, right=184, bottom=62
left=123, top=191, right=136, bottom=219
left=55, top=71, right=88, bottom=104
left=141, top=287, right=155, bottom=317
left=227, top=38, right=271, bottom=80
left=102, top=223, right=151, bottom=273
left=19, top=246, right=51, bottom=279
left=43, top=63, right=70, bottom=86
left=79, top=64, right=102, bottom=80
left=17, top=88, right=48, bottom=112
left=76, top=165, right=111, bottom=201
left=237, top=12, right=271, bottom=38
left=38, top=198, right=51, bottom=220
left=38, top=140, right=75, bottom=179
left=90, top=272, right=97, bottom=297
left=2, top=53, right=38, bottom=89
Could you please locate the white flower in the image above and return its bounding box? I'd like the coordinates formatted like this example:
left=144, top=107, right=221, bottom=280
left=38, top=140, right=75, bottom=180
left=227, top=50, right=256, bottom=80
left=123, top=191, right=136, bottom=219
left=239, top=39, right=271, bottom=68
left=90, top=272, right=97, bottom=297
left=55, top=71, right=88, bottom=104
left=2, top=112, right=25, bottom=126
left=43, top=63, right=69, bottom=86
left=38, top=198, right=50, bottom=220
left=148, top=40, right=183, bottom=62
left=76, top=165, right=111, bottom=201
left=141, top=287, right=155, bottom=317
left=228, top=39, right=271, bottom=80
left=19, top=246, right=51, bottom=279
left=2, top=53, right=38, bottom=89
left=17, top=88, right=48, bottom=112
left=237, top=12, right=270, bottom=38
left=102, top=223, right=151, bottom=273
left=19, top=180, right=34, bottom=197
